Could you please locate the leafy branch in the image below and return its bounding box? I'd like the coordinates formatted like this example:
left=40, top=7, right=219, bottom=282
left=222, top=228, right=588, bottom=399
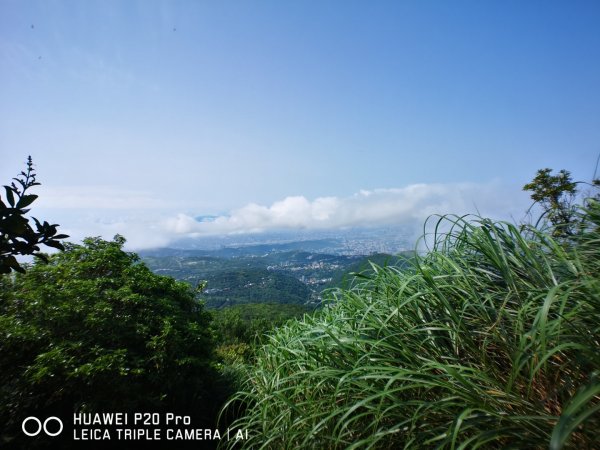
left=0, top=156, right=68, bottom=273
left=522, top=167, right=600, bottom=237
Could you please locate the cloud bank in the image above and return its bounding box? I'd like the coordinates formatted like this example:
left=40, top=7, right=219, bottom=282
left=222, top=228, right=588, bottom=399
left=36, top=181, right=529, bottom=250
left=164, top=181, right=527, bottom=237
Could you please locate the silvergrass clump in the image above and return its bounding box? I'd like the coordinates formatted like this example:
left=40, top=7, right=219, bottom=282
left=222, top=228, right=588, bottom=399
left=220, top=201, right=600, bottom=449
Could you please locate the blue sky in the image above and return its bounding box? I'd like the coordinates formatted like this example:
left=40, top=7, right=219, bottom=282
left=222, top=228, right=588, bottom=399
left=1, top=1, right=599, bottom=248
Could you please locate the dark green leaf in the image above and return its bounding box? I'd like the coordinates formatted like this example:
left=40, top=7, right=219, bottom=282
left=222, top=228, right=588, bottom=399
left=44, top=240, right=65, bottom=250
left=4, top=186, right=15, bottom=207
left=5, top=255, right=25, bottom=273
left=1, top=215, right=28, bottom=235
left=32, top=217, right=42, bottom=231
left=16, top=194, right=38, bottom=209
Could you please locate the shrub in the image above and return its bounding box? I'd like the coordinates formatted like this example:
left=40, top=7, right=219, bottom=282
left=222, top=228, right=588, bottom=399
left=0, top=236, right=226, bottom=448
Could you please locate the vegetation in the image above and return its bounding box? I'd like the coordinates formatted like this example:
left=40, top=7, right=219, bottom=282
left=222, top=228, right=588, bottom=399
left=221, top=200, right=600, bottom=448
left=0, top=236, right=228, bottom=448
left=141, top=251, right=366, bottom=308
left=0, top=157, right=68, bottom=273
left=523, top=167, right=599, bottom=237
left=212, top=303, right=310, bottom=365
left=220, top=303, right=310, bottom=323
left=202, top=269, right=311, bottom=308
left=2, top=161, right=598, bottom=449
left=327, top=252, right=413, bottom=289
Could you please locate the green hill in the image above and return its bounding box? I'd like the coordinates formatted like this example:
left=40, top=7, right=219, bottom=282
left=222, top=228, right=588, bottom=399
left=141, top=252, right=362, bottom=308
left=202, top=268, right=311, bottom=308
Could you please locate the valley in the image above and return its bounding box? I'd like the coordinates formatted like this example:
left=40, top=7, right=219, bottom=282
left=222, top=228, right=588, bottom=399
left=140, top=245, right=414, bottom=309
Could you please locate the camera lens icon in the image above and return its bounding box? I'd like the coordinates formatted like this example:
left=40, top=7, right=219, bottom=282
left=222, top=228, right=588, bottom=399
left=22, top=416, right=63, bottom=437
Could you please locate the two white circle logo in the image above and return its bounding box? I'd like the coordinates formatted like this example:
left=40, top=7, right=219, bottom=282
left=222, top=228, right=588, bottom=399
left=22, top=416, right=63, bottom=437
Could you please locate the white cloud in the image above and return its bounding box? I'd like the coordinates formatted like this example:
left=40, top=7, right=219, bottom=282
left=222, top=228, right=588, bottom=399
left=35, top=181, right=530, bottom=250
left=163, top=181, right=529, bottom=238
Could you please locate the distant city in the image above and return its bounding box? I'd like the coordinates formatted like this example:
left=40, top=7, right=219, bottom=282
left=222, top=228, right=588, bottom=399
left=140, top=225, right=418, bottom=308
left=165, top=225, right=417, bottom=256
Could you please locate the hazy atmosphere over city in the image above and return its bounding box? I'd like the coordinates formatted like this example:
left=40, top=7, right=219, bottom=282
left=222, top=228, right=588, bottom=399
left=1, top=0, right=599, bottom=249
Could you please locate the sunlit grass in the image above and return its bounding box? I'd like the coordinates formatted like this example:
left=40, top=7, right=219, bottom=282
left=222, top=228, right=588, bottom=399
left=221, top=202, right=600, bottom=449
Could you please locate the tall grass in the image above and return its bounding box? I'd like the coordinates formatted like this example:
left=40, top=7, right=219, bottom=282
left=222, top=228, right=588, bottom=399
left=221, top=202, right=600, bottom=449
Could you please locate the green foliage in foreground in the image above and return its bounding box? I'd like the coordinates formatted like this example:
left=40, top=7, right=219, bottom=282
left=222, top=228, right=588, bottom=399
left=0, top=236, right=228, bottom=448
left=222, top=203, right=600, bottom=449
left=328, top=252, right=413, bottom=290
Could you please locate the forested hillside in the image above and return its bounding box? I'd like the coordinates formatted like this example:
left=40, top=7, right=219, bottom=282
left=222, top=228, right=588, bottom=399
left=141, top=251, right=377, bottom=307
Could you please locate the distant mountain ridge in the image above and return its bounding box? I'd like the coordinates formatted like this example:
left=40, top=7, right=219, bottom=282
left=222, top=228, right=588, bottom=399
left=145, top=225, right=414, bottom=256
left=138, top=238, right=341, bottom=259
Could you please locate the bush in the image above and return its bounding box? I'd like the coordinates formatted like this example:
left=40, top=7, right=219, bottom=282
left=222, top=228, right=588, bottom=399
left=0, top=236, right=227, bottom=448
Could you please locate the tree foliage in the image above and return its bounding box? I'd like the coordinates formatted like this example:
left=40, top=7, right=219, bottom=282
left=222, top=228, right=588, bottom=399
left=522, top=168, right=581, bottom=237
left=0, top=156, right=68, bottom=273
left=211, top=303, right=309, bottom=365
left=0, top=236, right=227, bottom=448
